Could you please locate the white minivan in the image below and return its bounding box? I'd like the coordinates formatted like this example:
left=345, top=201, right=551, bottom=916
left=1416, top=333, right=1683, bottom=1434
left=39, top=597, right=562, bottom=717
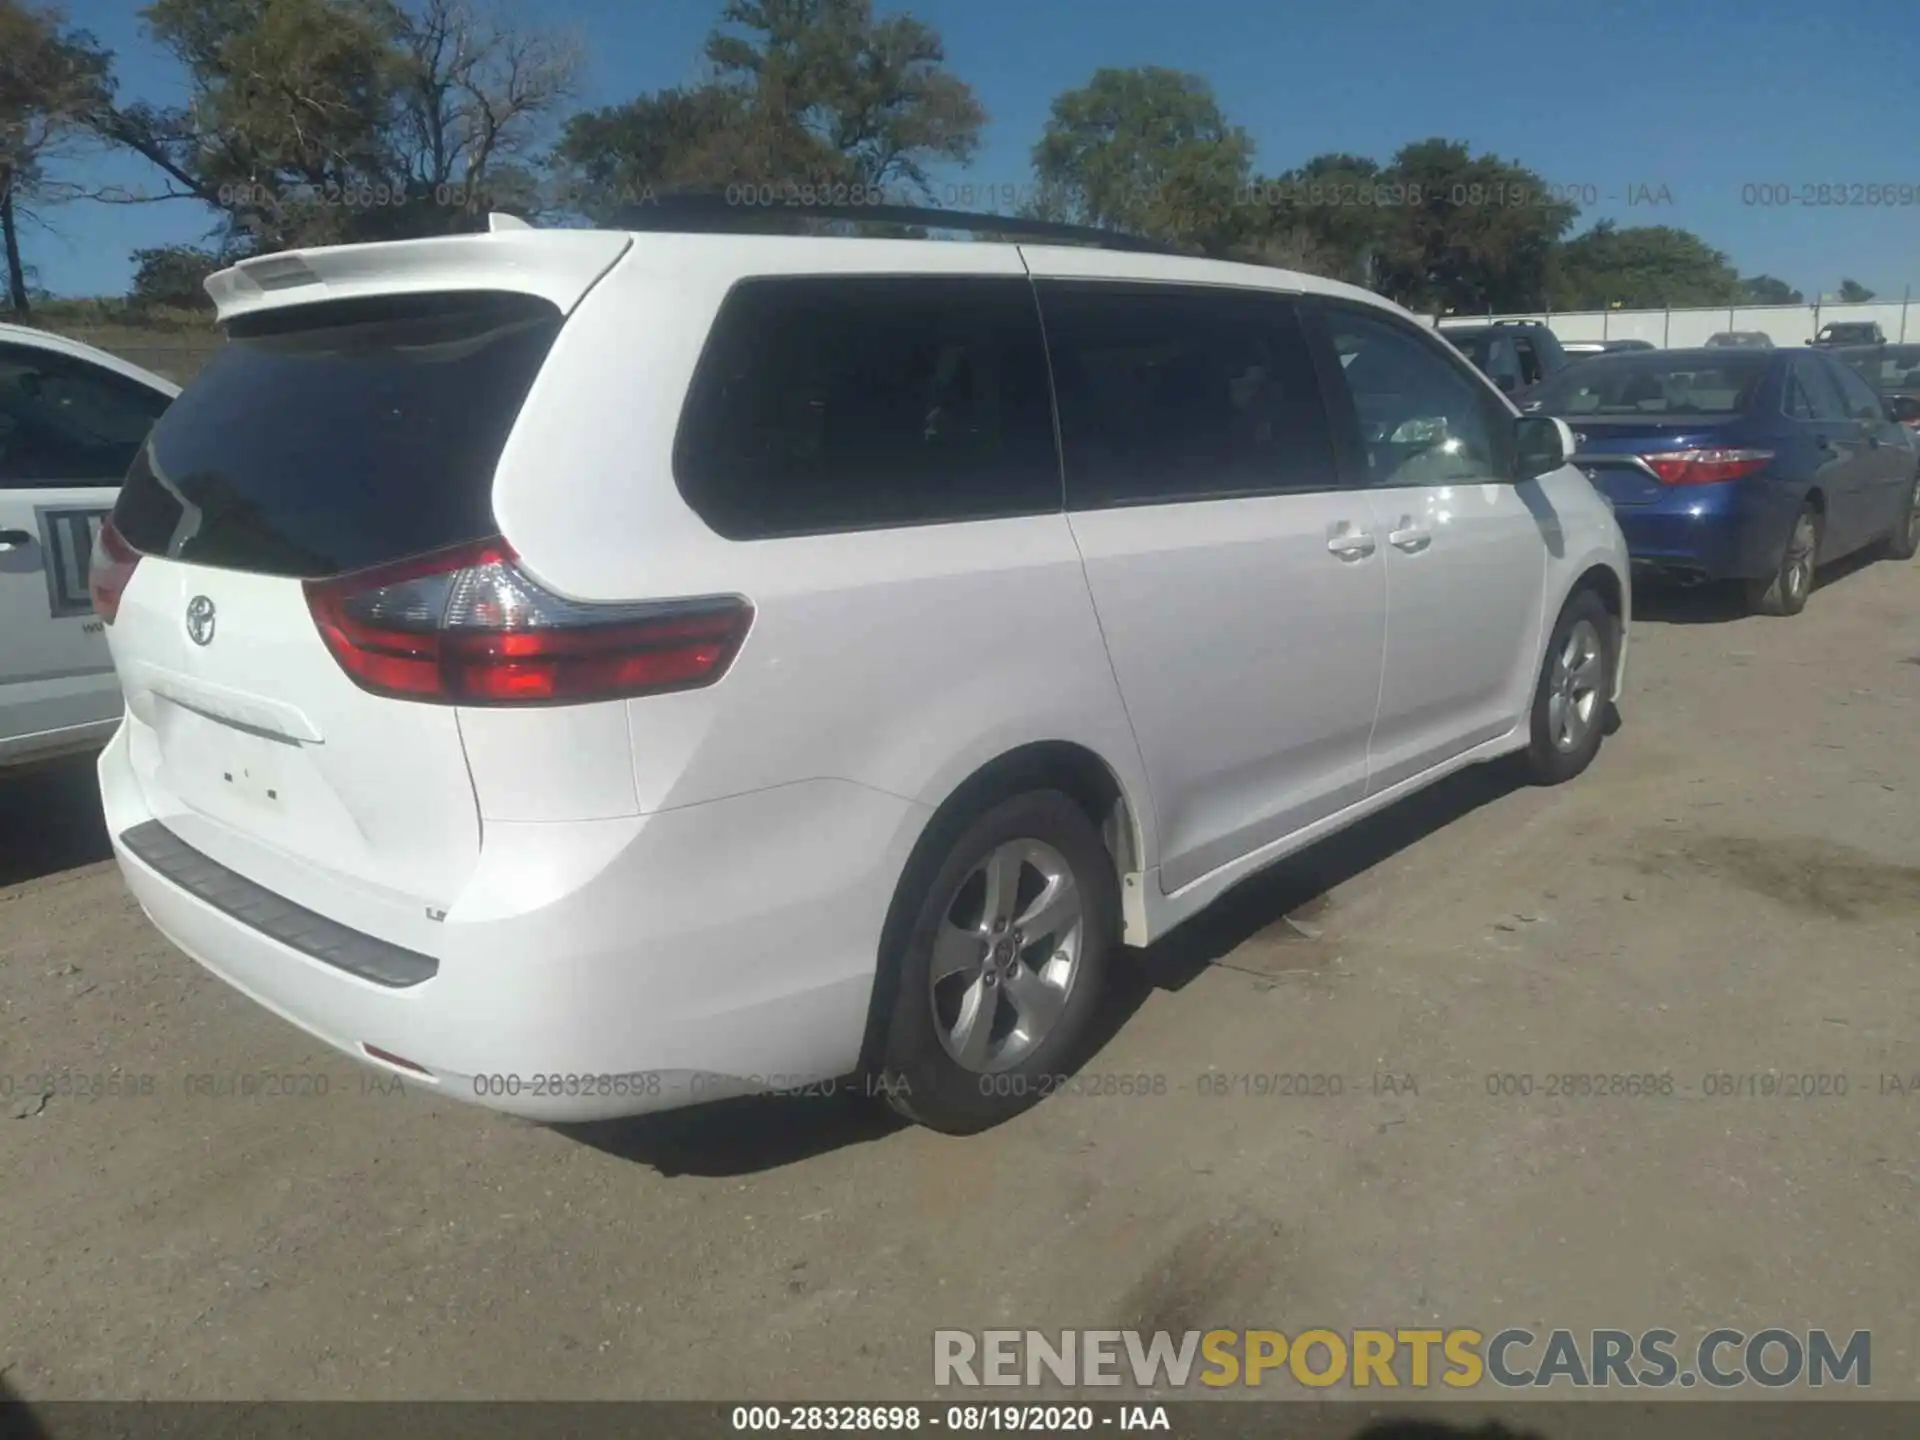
left=95, top=212, right=1629, bottom=1133
left=1, top=325, right=176, bottom=771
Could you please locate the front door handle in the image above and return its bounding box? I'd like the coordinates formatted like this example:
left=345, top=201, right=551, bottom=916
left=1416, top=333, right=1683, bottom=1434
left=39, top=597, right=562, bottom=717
left=0, top=528, right=34, bottom=552
left=1326, top=529, right=1376, bottom=561
left=1388, top=522, right=1432, bottom=554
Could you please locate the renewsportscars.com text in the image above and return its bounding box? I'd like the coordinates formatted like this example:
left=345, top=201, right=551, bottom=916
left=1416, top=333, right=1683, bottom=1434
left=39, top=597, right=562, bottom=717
left=933, top=1327, right=1870, bottom=1389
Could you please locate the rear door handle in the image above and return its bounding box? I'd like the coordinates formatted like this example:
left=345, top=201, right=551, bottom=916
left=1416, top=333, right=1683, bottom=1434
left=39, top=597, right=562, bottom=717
left=0, top=528, right=34, bottom=551
left=1388, top=522, right=1432, bottom=554
left=1326, top=529, right=1376, bottom=561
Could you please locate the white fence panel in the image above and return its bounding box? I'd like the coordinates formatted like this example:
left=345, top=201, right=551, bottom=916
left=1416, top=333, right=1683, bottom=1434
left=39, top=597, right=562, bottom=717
left=1435, top=296, right=1914, bottom=349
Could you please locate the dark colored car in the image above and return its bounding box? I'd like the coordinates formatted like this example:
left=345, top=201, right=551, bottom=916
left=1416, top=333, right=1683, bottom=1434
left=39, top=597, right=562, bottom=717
left=1833, top=342, right=1920, bottom=429
left=1813, top=321, right=1885, bottom=347
left=1704, top=331, right=1774, bottom=349
left=1522, top=347, right=1920, bottom=614
left=1438, top=321, right=1569, bottom=396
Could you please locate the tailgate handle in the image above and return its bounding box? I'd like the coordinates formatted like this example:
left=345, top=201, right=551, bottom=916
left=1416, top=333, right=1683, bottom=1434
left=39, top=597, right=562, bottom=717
left=0, top=528, right=32, bottom=551
left=132, top=665, right=325, bottom=744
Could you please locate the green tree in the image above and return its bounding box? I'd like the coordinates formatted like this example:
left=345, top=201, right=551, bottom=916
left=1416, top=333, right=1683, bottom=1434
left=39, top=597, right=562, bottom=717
left=1837, top=277, right=1875, bottom=303
left=1372, top=139, right=1578, bottom=313
left=96, top=0, right=578, bottom=254
left=1240, top=152, right=1385, bottom=283
left=1547, top=222, right=1741, bottom=309
left=0, top=0, right=110, bottom=313
left=552, top=0, right=983, bottom=224
left=1030, top=67, right=1253, bottom=250
left=1740, top=273, right=1803, bottom=305
left=707, top=0, right=981, bottom=194
left=127, top=243, right=222, bottom=309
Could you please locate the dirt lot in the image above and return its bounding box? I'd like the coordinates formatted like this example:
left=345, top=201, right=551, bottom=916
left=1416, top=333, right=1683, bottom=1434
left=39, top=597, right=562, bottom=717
left=2, top=556, right=1918, bottom=1406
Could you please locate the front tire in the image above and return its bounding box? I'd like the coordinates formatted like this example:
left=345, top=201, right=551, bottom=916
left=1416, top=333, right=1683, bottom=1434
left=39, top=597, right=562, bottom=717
left=1519, top=588, right=1615, bottom=787
left=1745, top=504, right=1819, bottom=616
left=875, top=790, right=1119, bottom=1135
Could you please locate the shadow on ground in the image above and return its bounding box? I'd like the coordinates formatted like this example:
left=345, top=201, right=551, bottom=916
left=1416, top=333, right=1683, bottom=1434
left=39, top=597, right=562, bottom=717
left=565, top=760, right=1521, bottom=1177
left=0, top=751, right=111, bottom=890
left=1634, top=544, right=1886, bottom=626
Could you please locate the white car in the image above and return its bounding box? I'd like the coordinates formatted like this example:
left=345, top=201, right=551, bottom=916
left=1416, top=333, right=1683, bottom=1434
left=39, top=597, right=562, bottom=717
left=1, top=324, right=177, bottom=772
left=95, top=213, right=1630, bottom=1134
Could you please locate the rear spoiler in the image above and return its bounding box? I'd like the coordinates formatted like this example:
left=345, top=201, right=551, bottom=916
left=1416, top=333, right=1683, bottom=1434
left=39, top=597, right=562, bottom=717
left=203, top=223, right=631, bottom=324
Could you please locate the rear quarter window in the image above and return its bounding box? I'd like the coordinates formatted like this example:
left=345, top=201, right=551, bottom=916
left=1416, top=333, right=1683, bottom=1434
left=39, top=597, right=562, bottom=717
left=113, top=291, right=562, bottom=577
left=671, top=276, right=1061, bottom=539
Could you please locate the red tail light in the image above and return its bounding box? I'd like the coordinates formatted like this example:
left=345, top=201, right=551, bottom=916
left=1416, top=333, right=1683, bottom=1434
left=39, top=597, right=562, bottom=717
left=1643, top=449, right=1774, bottom=486
left=88, top=515, right=141, bottom=624
left=303, top=538, right=753, bottom=706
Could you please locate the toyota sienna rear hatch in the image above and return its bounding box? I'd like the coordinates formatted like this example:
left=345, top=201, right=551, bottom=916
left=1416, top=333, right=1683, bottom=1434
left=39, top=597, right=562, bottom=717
left=100, top=236, right=627, bottom=951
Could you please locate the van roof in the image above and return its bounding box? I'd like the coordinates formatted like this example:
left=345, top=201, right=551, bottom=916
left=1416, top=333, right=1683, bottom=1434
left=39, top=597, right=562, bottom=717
left=202, top=215, right=1402, bottom=327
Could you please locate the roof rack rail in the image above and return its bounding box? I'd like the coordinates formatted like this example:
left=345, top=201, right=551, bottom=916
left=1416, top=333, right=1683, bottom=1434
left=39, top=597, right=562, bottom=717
left=609, top=189, right=1198, bottom=258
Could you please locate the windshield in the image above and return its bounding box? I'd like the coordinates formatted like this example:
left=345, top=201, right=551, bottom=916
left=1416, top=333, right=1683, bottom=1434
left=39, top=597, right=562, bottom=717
left=1524, top=352, right=1770, bottom=416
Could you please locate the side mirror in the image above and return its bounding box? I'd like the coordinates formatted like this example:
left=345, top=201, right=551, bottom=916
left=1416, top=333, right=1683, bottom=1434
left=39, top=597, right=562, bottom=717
left=1514, top=414, right=1575, bottom=480
left=1886, top=395, right=1920, bottom=424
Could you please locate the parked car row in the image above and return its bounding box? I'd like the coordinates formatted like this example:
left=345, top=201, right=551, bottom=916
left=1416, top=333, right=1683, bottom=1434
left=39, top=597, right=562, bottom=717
left=1434, top=316, right=1920, bottom=615
left=1519, top=345, right=1919, bottom=613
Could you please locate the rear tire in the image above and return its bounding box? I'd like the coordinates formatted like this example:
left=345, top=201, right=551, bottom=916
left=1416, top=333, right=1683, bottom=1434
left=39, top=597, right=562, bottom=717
left=875, top=790, right=1119, bottom=1135
left=1885, top=474, right=1920, bottom=561
left=1744, top=505, right=1819, bottom=616
left=1518, top=588, right=1615, bottom=787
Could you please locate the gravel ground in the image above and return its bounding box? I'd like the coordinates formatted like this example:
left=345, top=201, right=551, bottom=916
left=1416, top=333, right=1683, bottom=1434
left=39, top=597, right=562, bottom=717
left=2, top=554, right=1917, bottom=1409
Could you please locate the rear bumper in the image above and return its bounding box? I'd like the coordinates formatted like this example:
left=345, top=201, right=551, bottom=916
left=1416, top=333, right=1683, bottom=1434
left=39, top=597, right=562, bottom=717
left=1612, top=481, right=1798, bottom=583
left=100, top=726, right=929, bottom=1122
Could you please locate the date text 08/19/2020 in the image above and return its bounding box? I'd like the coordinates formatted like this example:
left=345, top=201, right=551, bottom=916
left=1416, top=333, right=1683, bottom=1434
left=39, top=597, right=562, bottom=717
left=729, top=1405, right=1169, bottom=1432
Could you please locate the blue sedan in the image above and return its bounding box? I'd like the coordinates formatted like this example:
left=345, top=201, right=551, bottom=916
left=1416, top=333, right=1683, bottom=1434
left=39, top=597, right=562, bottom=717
left=1523, top=347, right=1920, bottom=615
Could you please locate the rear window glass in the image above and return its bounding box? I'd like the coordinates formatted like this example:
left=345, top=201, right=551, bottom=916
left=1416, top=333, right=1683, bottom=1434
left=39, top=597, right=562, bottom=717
left=1525, top=353, right=1770, bottom=417
left=672, top=276, right=1060, bottom=539
left=1843, top=346, right=1920, bottom=392
left=113, top=291, right=562, bottom=577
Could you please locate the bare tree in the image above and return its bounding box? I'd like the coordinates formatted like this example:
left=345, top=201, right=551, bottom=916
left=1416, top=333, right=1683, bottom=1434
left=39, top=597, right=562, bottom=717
left=391, top=0, right=582, bottom=218
left=0, top=0, right=110, bottom=312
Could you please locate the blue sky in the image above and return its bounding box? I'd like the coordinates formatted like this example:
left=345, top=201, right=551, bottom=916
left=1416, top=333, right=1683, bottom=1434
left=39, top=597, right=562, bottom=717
left=30, top=0, right=1920, bottom=300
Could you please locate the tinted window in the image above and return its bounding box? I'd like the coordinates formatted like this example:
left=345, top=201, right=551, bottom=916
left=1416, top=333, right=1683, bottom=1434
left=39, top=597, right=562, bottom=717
left=1525, top=353, right=1769, bottom=417
left=1828, top=358, right=1888, bottom=420
left=1324, top=305, right=1509, bottom=487
left=114, top=292, right=561, bottom=577
left=1037, top=283, right=1337, bottom=508
left=0, top=343, right=171, bottom=487
left=1511, top=335, right=1544, bottom=387
left=1842, top=345, right=1920, bottom=392
left=673, top=277, right=1059, bottom=539
left=1791, top=359, right=1849, bottom=422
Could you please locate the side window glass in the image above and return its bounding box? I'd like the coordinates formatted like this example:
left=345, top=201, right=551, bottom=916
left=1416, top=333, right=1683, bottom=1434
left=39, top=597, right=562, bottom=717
left=1829, top=361, right=1886, bottom=421
left=1512, top=336, right=1543, bottom=387
left=1784, top=371, right=1819, bottom=421
left=1323, top=306, right=1509, bottom=488
left=1037, top=283, right=1339, bottom=508
left=1484, top=335, right=1522, bottom=391
left=0, top=345, right=170, bottom=487
left=672, top=277, right=1060, bottom=539
left=1795, top=361, right=1849, bottom=423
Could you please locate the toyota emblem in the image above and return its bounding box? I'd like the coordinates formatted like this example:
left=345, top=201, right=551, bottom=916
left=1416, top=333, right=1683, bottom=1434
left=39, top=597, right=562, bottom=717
left=185, top=594, right=217, bottom=646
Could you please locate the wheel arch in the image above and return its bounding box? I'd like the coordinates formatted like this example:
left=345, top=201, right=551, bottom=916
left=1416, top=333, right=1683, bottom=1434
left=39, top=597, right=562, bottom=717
left=855, top=738, right=1148, bottom=1076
